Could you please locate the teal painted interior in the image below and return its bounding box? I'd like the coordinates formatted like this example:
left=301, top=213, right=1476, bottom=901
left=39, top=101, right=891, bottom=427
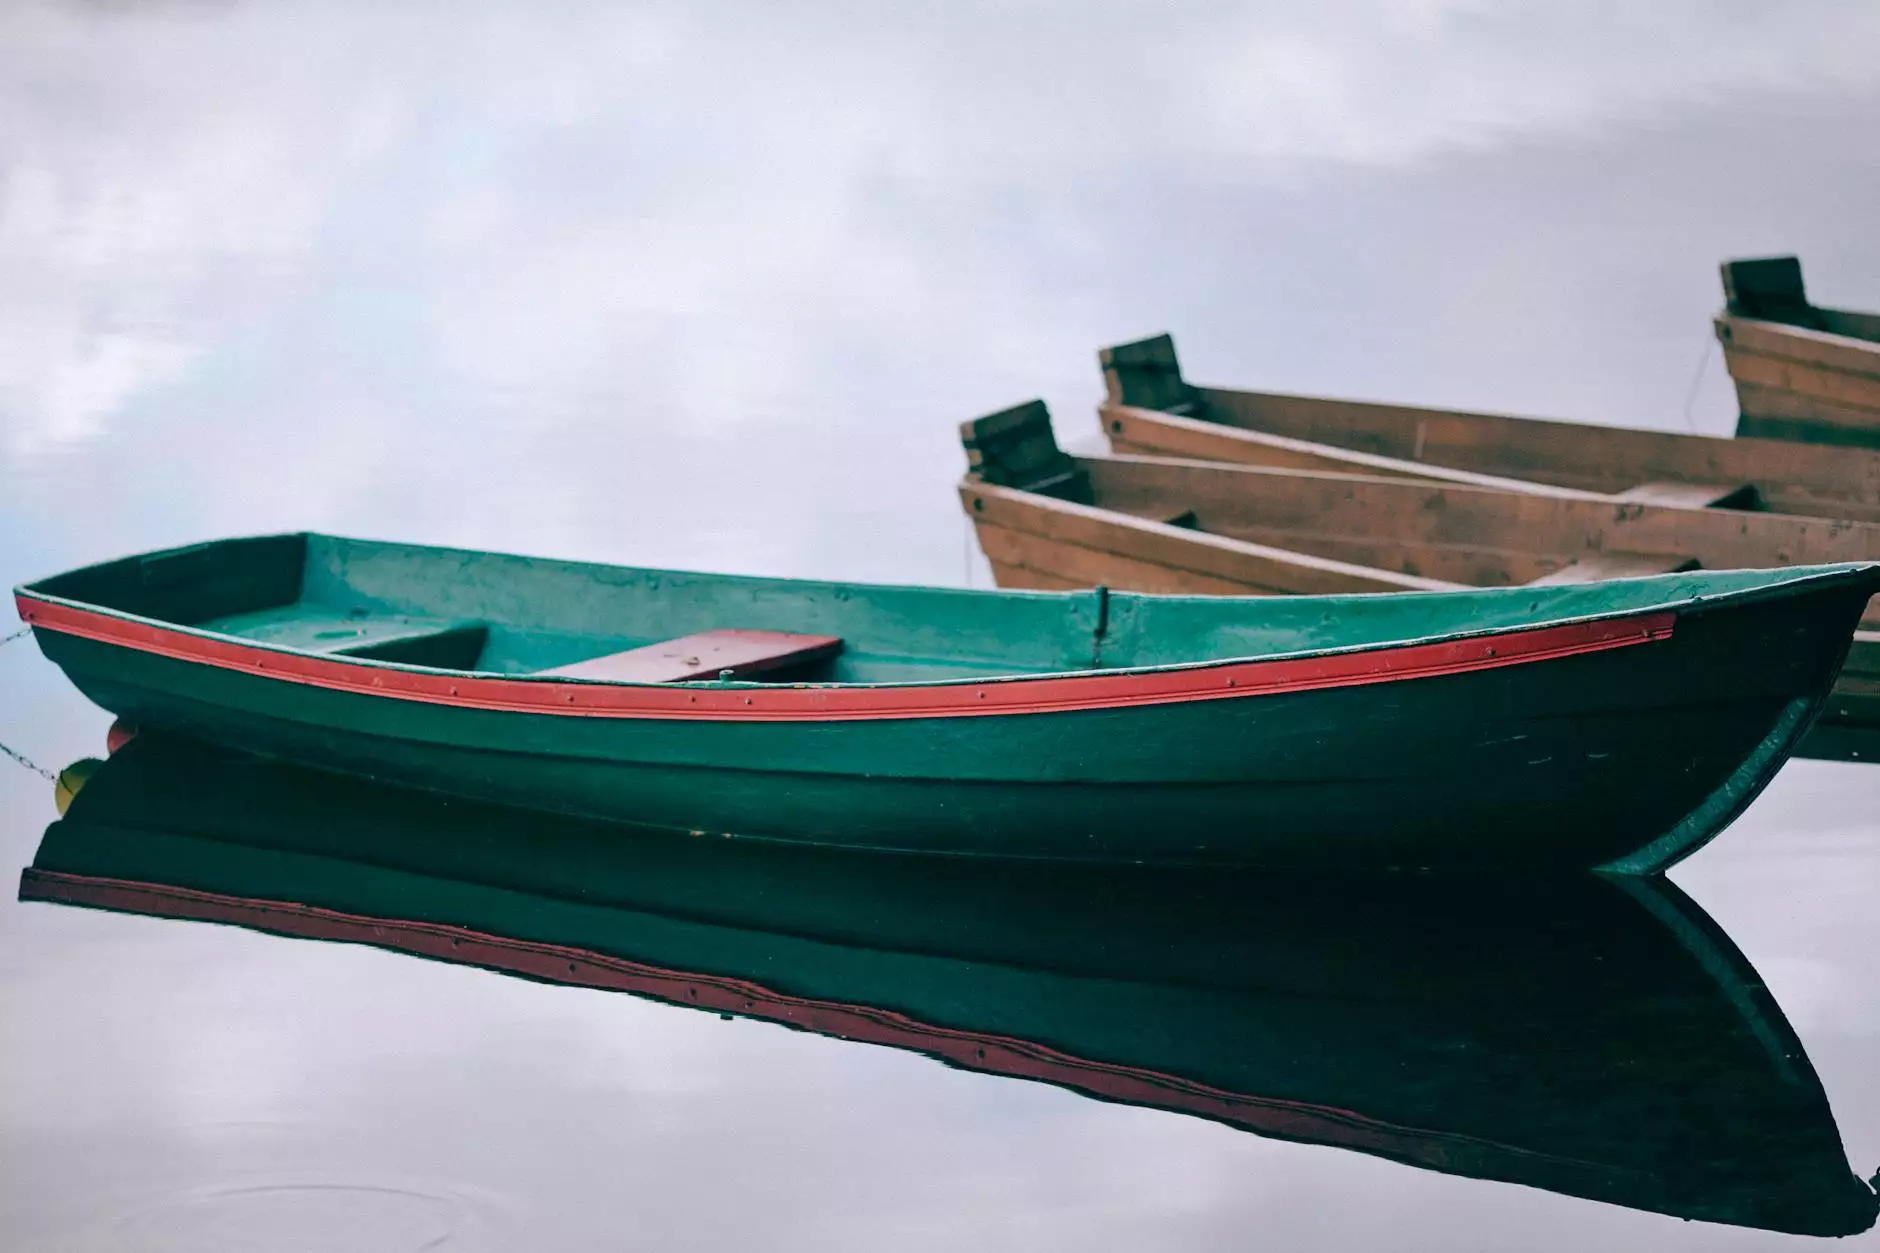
left=22, top=533, right=1879, bottom=684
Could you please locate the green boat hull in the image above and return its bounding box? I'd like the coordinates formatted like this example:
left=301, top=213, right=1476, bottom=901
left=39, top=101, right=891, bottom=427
left=17, top=536, right=1880, bottom=870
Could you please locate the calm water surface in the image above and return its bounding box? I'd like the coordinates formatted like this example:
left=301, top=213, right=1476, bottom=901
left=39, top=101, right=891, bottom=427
left=4, top=3, right=1880, bottom=1248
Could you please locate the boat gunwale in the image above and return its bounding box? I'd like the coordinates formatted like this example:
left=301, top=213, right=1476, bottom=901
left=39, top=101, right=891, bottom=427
left=1093, top=413, right=1880, bottom=520
left=1718, top=310, right=1880, bottom=357
left=1100, top=403, right=1635, bottom=502
left=11, top=589, right=1680, bottom=721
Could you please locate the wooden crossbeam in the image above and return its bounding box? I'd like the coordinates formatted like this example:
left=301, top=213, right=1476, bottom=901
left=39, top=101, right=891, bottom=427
left=1525, top=554, right=1700, bottom=586
left=1613, top=482, right=1762, bottom=510
left=543, top=630, right=844, bottom=683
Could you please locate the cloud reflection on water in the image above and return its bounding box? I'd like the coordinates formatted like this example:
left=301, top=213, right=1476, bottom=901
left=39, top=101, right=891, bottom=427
left=2, top=3, right=1879, bottom=580
left=3, top=9, right=1880, bottom=1248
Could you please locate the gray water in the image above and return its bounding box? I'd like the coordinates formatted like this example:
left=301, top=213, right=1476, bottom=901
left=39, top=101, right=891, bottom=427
left=4, top=3, right=1880, bottom=1248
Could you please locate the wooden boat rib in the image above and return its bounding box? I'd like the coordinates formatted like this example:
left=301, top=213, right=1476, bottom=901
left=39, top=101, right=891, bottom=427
left=18, top=533, right=1880, bottom=869
left=21, top=735, right=1880, bottom=1236
left=1098, top=332, right=1880, bottom=522
left=1716, top=256, right=1880, bottom=447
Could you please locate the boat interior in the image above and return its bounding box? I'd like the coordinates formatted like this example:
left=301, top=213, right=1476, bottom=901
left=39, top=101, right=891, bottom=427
left=18, top=533, right=1851, bottom=684
left=963, top=399, right=1880, bottom=604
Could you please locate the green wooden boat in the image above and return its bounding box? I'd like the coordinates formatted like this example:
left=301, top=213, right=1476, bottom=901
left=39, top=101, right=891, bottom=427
left=13, top=533, right=1880, bottom=871
left=20, top=736, right=1879, bottom=1237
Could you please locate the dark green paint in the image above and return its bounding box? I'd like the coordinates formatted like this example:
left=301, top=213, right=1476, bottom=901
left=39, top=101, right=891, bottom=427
left=25, top=736, right=1880, bottom=1237
left=19, top=536, right=1880, bottom=868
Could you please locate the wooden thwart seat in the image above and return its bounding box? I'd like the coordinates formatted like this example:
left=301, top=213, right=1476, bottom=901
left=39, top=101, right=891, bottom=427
left=1525, top=553, right=1700, bottom=586
left=543, top=629, right=844, bottom=683
left=1613, top=481, right=1761, bottom=511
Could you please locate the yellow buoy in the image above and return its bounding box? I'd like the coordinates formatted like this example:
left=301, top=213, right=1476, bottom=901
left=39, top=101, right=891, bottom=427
left=53, top=758, right=105, bottom=817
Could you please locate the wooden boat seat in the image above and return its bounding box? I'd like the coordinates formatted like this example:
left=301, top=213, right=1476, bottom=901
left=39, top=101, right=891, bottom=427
left=202, top=605, right=489, bottom=667
left=1613, top=482, right=1762, bottom=511
left=542, top=629, right=844, bottom=683
left=1524, top=553, right=1700, bottom=586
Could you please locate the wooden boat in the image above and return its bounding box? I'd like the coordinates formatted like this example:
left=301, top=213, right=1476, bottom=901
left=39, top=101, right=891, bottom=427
left=1716, top=256, right=1880, bottom=447
left=1098, top=332, right=1880, bottom=521
left=15, top=534, right=1880, bottom=870
left=964, top=400, right=1880, bottom=745
left=21, top=735, right=1879, bottom=1235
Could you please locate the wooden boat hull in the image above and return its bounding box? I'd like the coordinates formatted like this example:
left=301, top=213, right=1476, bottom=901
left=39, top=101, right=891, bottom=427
left=19, top=736, right=1879, bottom=1237
left=20, top=560, right=1878, bottom=871
left=967, top=396, right=1880, bottom=746
left=1100, top=331, right=1880, bottom=521
left=1716, top=257, right=1880, bottom=448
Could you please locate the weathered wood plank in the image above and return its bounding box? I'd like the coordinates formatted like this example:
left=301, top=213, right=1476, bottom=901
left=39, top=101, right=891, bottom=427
left=1117, top=411, right=1760, bottom=515
left=542, top=630, right=843, bottom=682
left=1096, top=334, right=1880, bottom=521
left=1090, top=450, right=1880, bottom=628
left=966, top=400, right=1880, bottom=740
left=961, top=480, right=1457, bottom=596
left=1613, top=482, right=1760, bottom=510
left=975, top=522, right=1266, bottom=595
left=1723, top=346, right=1880, bottom=414
left=1715, top=315, right=1880, bottom=381
left=1076, top=452, right=1880, bottom=577
left=1210, top=525, right=1556, bottom=587
left=1135, top=388, right=1880, bottom=523
left=1524, top=554, right=1700, bottom=586
left=1105, top=405, right=1614, bottom=500
left=1733, top=385, right=1880, bottom=448
left=1713, top=251, right=1880, bottom=455
left=985, top=559, right=1085, bottom=592
left=969, top=393, right=1880, bottom=597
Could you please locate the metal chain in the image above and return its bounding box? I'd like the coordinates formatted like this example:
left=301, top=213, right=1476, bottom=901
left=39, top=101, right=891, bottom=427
left=0, top=625, right=54, bottom=778
left=0, top=739, right=56, bottom=781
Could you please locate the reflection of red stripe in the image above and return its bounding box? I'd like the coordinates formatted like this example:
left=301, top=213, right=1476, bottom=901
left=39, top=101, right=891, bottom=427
left=18, top=868, right=1583, bottom=1178
left=14, top=593, right=1673, bottom=723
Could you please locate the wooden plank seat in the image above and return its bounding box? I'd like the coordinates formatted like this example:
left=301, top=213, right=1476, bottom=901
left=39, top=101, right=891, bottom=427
left=1613, top=482, right=1762, bottom=511
left=542, top=629, right=844, bottom=683
left=1524, top=553, right=1700, bottom=587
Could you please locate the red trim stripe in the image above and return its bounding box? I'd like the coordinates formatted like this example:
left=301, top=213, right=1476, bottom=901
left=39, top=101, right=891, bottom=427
left=14, top=593, right=1674, bottom=723
left=19, top=868, right=1577, bottom=1176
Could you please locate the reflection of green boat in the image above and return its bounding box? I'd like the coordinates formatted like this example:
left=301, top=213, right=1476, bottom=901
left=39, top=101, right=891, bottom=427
left=21, top=738, right=1878, bottom=1236
left=15, top=534, right=1880, bottom=869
